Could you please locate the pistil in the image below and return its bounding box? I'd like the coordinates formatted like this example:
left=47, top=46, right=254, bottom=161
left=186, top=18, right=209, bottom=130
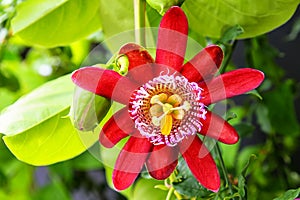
left=149, top=93, right=191, bottom=136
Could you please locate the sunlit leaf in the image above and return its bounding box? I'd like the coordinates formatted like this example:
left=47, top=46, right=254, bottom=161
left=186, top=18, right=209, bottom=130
left=182, top=0, right=299, bottom=39
left=0, top=75, right=73, bottom=135
left=12, top=0, right=102, bottom=47
left=0, top=75, right=100, bottom=165
left=99, top=0, right=133, bottom=38
left=2, top=109, right=98, bottom=166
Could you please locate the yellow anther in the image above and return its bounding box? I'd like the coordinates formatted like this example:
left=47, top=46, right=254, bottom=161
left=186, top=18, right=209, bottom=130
left=161, top=114, right=173, bottom=135
left=172, top=109, right=185, bottom=120
left=149, top=104, right=163, bottom=117
left=167, top=94, right=182, bottom=107
left=150, top=93, right=168, bottom=104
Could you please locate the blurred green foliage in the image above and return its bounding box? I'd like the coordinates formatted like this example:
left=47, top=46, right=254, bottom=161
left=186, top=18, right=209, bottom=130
left=0, top=0, right=299, bottom=199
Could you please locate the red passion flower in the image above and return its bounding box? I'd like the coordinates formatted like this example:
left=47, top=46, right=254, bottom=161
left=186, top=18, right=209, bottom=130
left=71, top=6, right=264, bottom=192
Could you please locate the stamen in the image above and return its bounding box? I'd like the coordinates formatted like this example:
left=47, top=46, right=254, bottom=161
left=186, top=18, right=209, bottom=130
left=149, top=104, right=163, bottom=117
left=167, top=94, right=182, bottom=106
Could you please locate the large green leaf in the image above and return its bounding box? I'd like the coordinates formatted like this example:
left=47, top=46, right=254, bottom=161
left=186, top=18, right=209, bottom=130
left=3, top=109, right=98, bottom=166
left=99, top=0, right=134, bottom=38
left=11, top=0, right=102, bottom=47
left=182, top=0, right=300, bottom=39
left=0, top=75, right=73, bottom=135
left=0, top=75, right=98, bottom=165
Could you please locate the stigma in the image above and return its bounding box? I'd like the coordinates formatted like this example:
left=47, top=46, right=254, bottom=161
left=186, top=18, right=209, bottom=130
left=129, top=74, right=206, bottom=146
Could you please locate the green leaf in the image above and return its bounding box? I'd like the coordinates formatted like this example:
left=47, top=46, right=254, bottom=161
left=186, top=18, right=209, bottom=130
left=2, top=108, right=98, bottom=166
left=246, top=89, right=263, bottom=100
left=12, top=0, right=102, bottom=47
left=132, top=178, right=168, bottom=200
left=273, top=188, right=300, bottom=200
left=182, top=0, right=300, bottom=39
left=99, top=0, right=133, bottom=38
left=238, top=154, right=257, bottom=198
left=0, top=75, right=73, bottom=135
left=146, top=0, right=185, bottom=15
left=219, top=142, right=240, bottom=169
left=0, top=75, right=99, bottom=165
left=219, top=25, right=244, bottom=44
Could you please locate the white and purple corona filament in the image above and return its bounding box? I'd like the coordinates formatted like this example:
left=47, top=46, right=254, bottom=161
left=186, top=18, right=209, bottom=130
left=129, top=73, right=207, bottom=146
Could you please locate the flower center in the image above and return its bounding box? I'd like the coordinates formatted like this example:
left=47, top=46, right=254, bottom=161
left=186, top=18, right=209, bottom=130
left=149, top=93, right=191, bottom=136
left=129, top=74, right=206, bottom=146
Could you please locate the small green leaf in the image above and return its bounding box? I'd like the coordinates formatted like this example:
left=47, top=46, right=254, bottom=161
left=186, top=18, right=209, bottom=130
left=256, top=104, right=272, bottom=133
left=219, top=25, right=244, bottom=44
left=238, top=154, right=257, bottom=198
left=146, top=0, right=185, bottom=15
left=246, top=89, right=263, bottom=100
left=12, top=0, right=102, bottom=47
left=182, top=0, right=299, bottom=39
left=273, top=188, right=300, bottom=200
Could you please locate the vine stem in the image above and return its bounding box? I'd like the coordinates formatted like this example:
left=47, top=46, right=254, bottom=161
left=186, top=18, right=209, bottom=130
left=215, top=142, right=233, bottom=194
left=218, top=40, right=237, bottom=74
left=133, top=0, right=146, bottom=46
left=214, top=40, right=238, bottom=196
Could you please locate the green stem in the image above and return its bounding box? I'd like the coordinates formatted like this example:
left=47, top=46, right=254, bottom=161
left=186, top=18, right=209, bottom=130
left=215, top=142, right=233, bottom=194
left=166, top=187, right=175, bottom=200
left=218, top=40, right=237, bottom=74
left=133, top=0, right=146, bottom=46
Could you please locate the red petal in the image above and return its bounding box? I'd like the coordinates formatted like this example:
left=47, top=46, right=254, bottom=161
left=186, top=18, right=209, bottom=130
left=199, top=68, right=265, bottom=105
left=181, top=45, right=223, bottom=82
left=119, top=43, right=155, bottom=84
left=99, top=107, right=134, bottom=148
left=200, top=111, right=239, bottom=144
left=71, top=67, right=139, bottom=105
left=146, top=144, right=178, bottom=180
left=155, top=6, right=188, bottom=72
left=113, top=136, right=153, bottom=190
left=179, top=136, right=220, bottom=192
